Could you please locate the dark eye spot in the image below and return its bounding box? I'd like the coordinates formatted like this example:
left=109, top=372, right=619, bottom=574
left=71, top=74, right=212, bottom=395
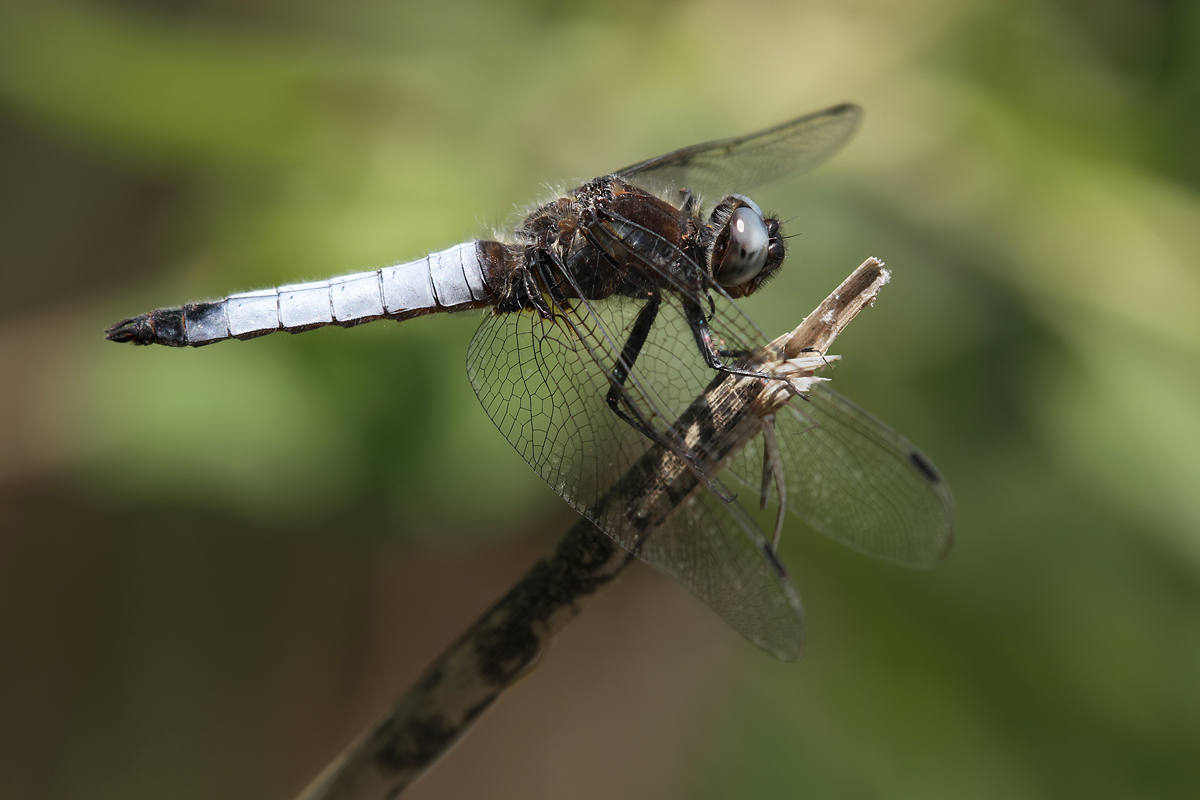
left=909, top=451, right=941, bottom=483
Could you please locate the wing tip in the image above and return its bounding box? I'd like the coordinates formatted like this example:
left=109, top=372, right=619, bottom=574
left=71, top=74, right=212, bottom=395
left=815, top=102, right=864, bottom=130
left=917, top=504, right=957, bottom=567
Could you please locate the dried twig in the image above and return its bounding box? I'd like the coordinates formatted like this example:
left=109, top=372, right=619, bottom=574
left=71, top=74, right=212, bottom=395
left=296, top=258, right=891, bottom=800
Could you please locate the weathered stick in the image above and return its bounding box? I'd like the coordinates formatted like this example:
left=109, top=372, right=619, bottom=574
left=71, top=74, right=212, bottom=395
left=296, top=258, right=891, bottom=800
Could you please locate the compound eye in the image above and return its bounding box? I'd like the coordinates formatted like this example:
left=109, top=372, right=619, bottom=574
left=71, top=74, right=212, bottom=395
left=714, top=205, right=770, bottom=286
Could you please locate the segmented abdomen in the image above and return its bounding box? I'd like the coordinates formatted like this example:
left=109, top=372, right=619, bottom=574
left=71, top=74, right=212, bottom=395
left=106, top=242, right=494, bottom=347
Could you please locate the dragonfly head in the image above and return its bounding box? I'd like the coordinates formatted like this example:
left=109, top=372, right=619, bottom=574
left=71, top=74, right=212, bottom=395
left=707, top=195, right=784, bottom=298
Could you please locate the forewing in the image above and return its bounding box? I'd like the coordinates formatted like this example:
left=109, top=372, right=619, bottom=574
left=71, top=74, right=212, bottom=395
left=727, top=384, right=955, bottom=566
left=465, top=295, right=804, bottom=659
left=616, top=103, right=862, bottom=200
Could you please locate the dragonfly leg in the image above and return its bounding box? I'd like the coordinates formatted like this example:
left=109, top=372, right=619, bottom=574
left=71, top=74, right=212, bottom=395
left=599, top=293, right=737, bottom=505
left=536, top=242, right=737, bottom=506
left=522, top=265, right=555, bottom=319
left=759, top=413, right=788, bottom=550
left=578, top=226, right=625, bottom=271
left=496, top=261, right=556, bottom=319
left=603, top=292, right=664, bottom=442
left=683, top=300, right=788, bottom=381
left=532, top=242, right=577, bottom=314
left=537, top=240, right=669, bottom=446
left=683, top=300, right=820, bottom=389
left=759, top=422, right=773, bottom=510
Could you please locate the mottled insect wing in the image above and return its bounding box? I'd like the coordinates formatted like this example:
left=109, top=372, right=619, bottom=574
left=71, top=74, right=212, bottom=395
left=465, top=294, right=806, bottom=660
left=615, top=103, right=863, bottom=201
left=725, top=384, right=955, bottom=566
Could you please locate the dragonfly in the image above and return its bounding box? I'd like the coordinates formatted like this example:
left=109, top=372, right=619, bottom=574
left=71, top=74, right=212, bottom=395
left=106, top=103, right=954, bottom=660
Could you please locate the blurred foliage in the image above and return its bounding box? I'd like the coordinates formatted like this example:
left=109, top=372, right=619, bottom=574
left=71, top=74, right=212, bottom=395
left=2, top=0, right=1200, bottom=798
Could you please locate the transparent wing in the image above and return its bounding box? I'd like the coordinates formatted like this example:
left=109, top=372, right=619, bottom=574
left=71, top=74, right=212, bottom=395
left=615, top=103, right=862, bottom=200
left=640, top=485, right=804, bottom=660
left=725, top=383, right=955, bottom=566
left=465, top=293, right=805, bottom=660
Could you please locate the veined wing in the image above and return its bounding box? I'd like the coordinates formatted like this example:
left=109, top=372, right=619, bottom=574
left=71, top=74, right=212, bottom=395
left=726, top=383, right=955, bottom=566
left=615, top=103, right=862, bottom=200
left=465, top=290, right=804, bottom=660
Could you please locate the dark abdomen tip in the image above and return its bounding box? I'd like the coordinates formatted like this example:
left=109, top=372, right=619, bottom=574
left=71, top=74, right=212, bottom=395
left=105, top=315, right=153, bottom=344
left=104, top=309, right=188, bottom=346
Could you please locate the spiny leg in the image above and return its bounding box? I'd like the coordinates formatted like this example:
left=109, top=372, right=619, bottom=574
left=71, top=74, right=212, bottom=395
left=500, top=261, right=556, bottom=319
left=579, top=227, right=625, bottom=271
left=532, top=244, right=575, bottom=313
left=604, top=292, right=663, bottom=442
left=759, top=413, right=788, bottom=550
left=598, top=293, right=734, bottom=505
left=547, top=231, right=737, bottom=506
left=537, top=237, right=664, bottom=446
left=682, top=299, right=799, bottom=384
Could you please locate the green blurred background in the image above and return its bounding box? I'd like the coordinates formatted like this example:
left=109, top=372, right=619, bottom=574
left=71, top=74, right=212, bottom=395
left=3, top=0, right=1199, bottom=797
